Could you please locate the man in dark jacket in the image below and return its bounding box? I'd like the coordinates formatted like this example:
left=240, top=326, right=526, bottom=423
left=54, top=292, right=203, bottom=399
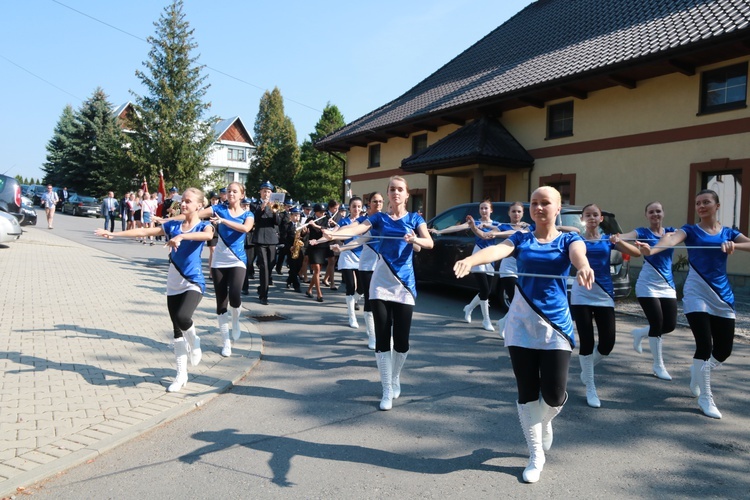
left=252, top=181, right=281, bottom=305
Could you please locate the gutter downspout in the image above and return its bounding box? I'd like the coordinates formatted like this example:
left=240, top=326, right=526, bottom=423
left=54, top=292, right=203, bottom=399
left=328, top=152, right=347, bottom=202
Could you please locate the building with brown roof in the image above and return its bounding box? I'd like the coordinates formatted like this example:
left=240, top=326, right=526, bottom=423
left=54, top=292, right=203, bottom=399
left=316, top=0, right=750, bottom=277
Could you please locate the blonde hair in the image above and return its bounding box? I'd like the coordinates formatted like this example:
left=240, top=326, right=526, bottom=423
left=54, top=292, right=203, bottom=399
left=183, top=187, right=206, bottom=208
left=533, top=186, right=562, bottom=206
left=389, top=175, right=409, bottom=191
left=228, top=182, right=245, bottom=196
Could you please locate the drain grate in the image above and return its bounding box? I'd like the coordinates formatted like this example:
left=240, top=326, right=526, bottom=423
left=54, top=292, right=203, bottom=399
left=250, top=313, right=286, bottom=322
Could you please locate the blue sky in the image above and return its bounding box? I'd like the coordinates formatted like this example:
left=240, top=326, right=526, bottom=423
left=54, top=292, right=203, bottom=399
left=0, top=0, right=531, bottom=182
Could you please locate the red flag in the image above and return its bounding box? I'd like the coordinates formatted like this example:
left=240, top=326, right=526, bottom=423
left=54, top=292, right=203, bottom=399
left=157, top=171, right=167, bottom=216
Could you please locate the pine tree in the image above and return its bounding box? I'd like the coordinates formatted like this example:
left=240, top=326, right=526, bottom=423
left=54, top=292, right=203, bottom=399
left=43, top=105, right=77, bottom=187
left=130, top=0, right=215, bottom=191
left=249, top=87, right=300, bottom=196
left=297, top=103, right=346, bottom=202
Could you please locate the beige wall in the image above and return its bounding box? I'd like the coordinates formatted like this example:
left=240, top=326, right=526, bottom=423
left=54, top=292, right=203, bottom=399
left=343, top=57, right=750, bottom=275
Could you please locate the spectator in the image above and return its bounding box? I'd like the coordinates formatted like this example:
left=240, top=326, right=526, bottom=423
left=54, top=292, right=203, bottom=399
left=101, top=191, right=119, bottom=232
left=40, top=184, right=59, bottom=229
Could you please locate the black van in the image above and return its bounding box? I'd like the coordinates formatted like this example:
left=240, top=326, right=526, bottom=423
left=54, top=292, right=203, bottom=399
left=414, top=202, right=631, bottom=300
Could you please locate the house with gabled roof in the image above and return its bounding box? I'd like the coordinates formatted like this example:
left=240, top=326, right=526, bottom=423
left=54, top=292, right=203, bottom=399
left=315, top=0, right=750, bottom=277
left=112, top=103, right=256, bottom=187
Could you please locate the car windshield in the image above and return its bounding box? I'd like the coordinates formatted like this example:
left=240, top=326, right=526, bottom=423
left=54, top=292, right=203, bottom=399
left=559, top=212, right=623, bottom=235
left=78, top=196, right=98, bottom=203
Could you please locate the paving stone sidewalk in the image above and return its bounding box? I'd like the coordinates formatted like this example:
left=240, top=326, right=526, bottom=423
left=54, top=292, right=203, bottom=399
left=0, top=227, right=261, bottom=496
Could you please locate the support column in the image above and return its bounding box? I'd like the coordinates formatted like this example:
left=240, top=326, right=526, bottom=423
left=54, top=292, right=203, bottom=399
left=427, top=174, right=437, bottom=220
left=472, top=169, right=484, bottom=202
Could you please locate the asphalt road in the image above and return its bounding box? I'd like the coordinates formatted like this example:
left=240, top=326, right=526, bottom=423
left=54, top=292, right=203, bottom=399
left=21, top=208, right=750, bottom=499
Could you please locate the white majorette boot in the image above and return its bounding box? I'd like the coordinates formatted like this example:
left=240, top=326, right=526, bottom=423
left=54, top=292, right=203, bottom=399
left=391, top=350, right=408, bottom=399
left=375, top=351, right=393, bottom=410
left=364, top=312, right=376, bottom=350
left=689, top=358, right=702, bottom=397
left=517, top=400, right=545, bottom=483
left=167, top=338, right=189, bottom=392
left=579, top=354, right=601, bottom=408
left=592, top=346, right=605, bottom=367
left=479, top=300, right=495, bottom=332
left=697, top=357, right=722, bottom=419
left=649, top=336, right=671, bottom=380
left=219, top=312, right=231, bottom=357
left=229, top=306, right=242, bottom=341
left=346, top=295, right=359, bottom=329
left=539, top=393, right=566, bottom=452
left=496, top=315, right=506, bottom=340
left=463, top=294, right=481, bottom=323
left=631, top=326, right=649, bottom=354
left=182, top=325, right=202, bottom=367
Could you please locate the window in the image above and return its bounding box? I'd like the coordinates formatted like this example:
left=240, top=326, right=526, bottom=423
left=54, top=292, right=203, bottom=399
left=227, top=147, right=246, bottom=161
left=224, top=172, right=234, bottom=184
left=412, top=134, right=428, bottom=155
left=539, top=173, right=576, bottom=205
left=368, top=144, right=381, bottom=168
left=700, top=62, right=748, bottom=114
left=547, top=101, right=574, bottom=139
left=238, top=173, right=248, bottom=186
left=703, top=171, right=742, bottom=230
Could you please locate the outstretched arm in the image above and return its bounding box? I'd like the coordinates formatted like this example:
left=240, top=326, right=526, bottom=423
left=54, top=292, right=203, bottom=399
left=638, top=229, right=687, bottom=256
left=454, top=240, right=514, bottom=278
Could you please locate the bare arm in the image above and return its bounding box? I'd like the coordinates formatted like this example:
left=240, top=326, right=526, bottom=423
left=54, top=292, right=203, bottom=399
left=407, top=222, right=433, bottom=250
left=638, top=229, right=687, bottom=256
left=569, top=240, right=594, bottom=289
left=454, top=240, right=514, bottom=278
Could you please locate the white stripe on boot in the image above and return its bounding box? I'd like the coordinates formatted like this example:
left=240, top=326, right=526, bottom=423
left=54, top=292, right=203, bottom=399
left=463, top=294, right=480, bottom=323
left=649, top=336, right=671, bottom=380
left=579, top=354, right=601, bottom=408
left=631, top=326, right=649, bottom=354
left=182, top=326, right=202, bottom=367
left=229, top=306, right=242, bottom=341
left=391, top=350, right=408, bottom=399
left=346, top=295, right=359, bottom=328
left=698, top=357, right=722, bottom=419
left=480, top=300, right=495, bottom=332
left=539, top=393, right=566, bottom=452
left=375, top=351, right=393, bottom=410
left=364, top=312, right=376, bottom=350
left=517, top=400, right=545, bottom=483
left=219, top=312, right=231, bottom=357
left=167, top=338, right=188, bottom=392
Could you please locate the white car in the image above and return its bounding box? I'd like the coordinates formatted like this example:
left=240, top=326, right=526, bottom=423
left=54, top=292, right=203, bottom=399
left=0, top=211, right=22, bottom=244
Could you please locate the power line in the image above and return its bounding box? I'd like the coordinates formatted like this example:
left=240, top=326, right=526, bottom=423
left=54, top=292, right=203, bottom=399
left=0, top=55, right=83, bottom=101
left=51, top=0, right=323, bottom=114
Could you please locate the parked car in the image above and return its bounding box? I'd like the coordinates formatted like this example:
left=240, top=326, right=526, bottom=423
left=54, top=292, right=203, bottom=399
left=414, top=201, right=630, bottom=301
left=0, top=211, right=22, bottom=244
left=19, top=196, right=37, bottom=226
left=0, top=173, right=24, bottom=224
left=62, top=195, right=101, bottom=217
left=29, top=185, right=48, bottom=206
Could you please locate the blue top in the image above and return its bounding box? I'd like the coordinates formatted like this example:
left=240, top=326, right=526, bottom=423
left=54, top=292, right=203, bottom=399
left=583, top=234, right=615, bottom=298
left=339, top=216, right=363, bottom=258
left=681, top=224, right=740, bottom=313
left=211, top=204, right=253, bottom=266
left=507, top=231, right=583, bottom=348
left=635, top=226, right=676, bottom=291
left=473, top=220, right=502, bottom=249
left=162, top=219, right=212, bottom=294
left=367, top=211, right=425, bottom=302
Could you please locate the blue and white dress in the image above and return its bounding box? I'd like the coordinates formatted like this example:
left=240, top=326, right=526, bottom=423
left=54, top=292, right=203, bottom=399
left=504, top=231, right=583, bottom=350
left=571, top=234, right=615, bottom=308
left=367, top=211, right=425, bottom=306
left=358, top=213, right=380, bottom=273
left=680, top=224, right=741, bottom=319
left=210, top=204, right=253, bottom=269
left=470, top=219, right=502, bottom=274
left=163, top=219, right=212, bottom=295
left=338, top=216, right=363, bottom=270
left=634, top=227, right=676, bottom=298
left=497, top=223, right=522, bottom=278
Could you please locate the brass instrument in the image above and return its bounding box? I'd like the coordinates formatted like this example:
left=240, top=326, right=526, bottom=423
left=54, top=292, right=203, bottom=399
left=290, top=228, right=304, bottom=259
